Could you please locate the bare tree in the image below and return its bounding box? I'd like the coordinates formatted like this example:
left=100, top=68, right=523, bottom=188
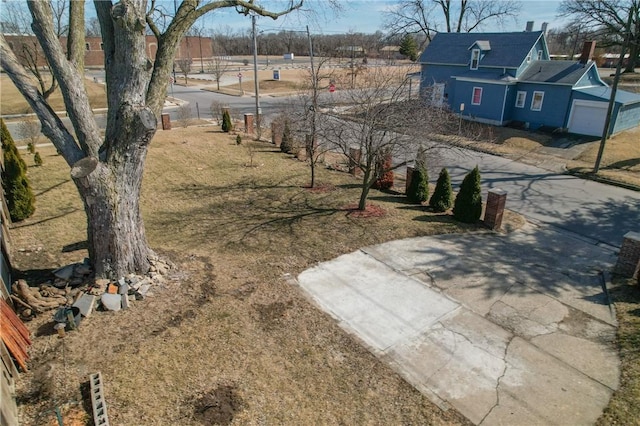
left=384, top=0, right=521, bottom=50
left=318, top=67, right=455, bottom=210
left=0, top=0, right=303, bottom=279
left=17, top=116, right=42, bottom=148
left=559, top=0, right=639, bottom=72
left=285, top=55, right=337, bottom=188
left=176, top=57, right=193, bottom=85
left=209, top=55, right=231, bottom=90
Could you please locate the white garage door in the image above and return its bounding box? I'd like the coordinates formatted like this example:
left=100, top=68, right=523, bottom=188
left=567, top=100, right=608, bottom=136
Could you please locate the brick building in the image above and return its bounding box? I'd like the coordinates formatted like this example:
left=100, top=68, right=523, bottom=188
left=3, top=34, right=214, bottom=68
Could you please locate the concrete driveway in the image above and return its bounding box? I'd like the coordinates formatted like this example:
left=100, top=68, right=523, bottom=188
left=297, top=223, right=619, bottom=425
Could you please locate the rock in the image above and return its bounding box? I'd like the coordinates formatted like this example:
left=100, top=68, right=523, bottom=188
left=53, top=264, right=76, bottom=281
left=136, top=284, right=151, bottom=300
left=73, top=293, right=96, bottom=317
left=90, top=279, right=109, bottom=295
left=74, top=264, right=92, bottom=276
left=95, top=278, right=110, bottom=287
left=69, top=277, right=85, bottom=287
left=121, top=293, right=130, bottom=309
left=117, top=277, right=126, bottom=286
left=119, top=283, right=129, bottom=295
left=101, top=293, right=121, bottom=311
left=52, top=278, right=68, bottom=289
left=153, top=274, right=166, bottom=285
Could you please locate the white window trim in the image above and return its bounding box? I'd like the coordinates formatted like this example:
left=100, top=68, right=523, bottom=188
left=531, top=91, right=544, bottom=111
left=515, top=91, right=526, bottom=108
left=537, top=50, right=543, bottom=60
left=471, top=87, right=483, bottom=105
left=470, top=49, right=480, bottom=70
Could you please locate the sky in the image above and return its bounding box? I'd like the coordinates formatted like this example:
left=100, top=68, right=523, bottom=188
left=196, top=0, right=569, bottom=36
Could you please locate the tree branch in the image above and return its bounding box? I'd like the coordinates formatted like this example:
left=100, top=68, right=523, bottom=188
left=0, top=33, right=83, bottom=166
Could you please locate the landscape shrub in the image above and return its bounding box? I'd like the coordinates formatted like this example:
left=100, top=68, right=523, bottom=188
left=453, top=166, right=482, bottom=223
left=406, top=166, right=428, bottom=203
left=236, top=134, right=242, bottom=145
left=27, top=142, right=35, bottom=154
left=221, top=109, right=233, bottom=132
left=280, top=120, right=294, bottom=153
left=34, top=152, right=43, bottom=166
left=372, top=152, right=394, bottom=190
left=429, top=168, right=453, bottom=212
left=1, top=119, right=35, bottom=221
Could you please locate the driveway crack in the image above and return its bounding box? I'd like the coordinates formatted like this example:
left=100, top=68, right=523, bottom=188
left=479, top=336, right=514, bottom=425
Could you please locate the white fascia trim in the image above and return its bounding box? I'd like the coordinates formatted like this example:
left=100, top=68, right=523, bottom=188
left=454, top=77, right=516, bottom=85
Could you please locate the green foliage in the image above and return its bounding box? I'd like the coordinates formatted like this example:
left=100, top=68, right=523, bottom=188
left=1, top=119, right=35, bottom=221
left=235, top=134, right=242, bottom=145
left=34, top=152, right=43, bottom=166
left=399, top=34, right=419, bottom=62
left=280, top=120, right=294, bottom=154
left=429, top=168, right=453, bottom=212
left=407, top=166, right=429, bottom=203
left=27, top=142, right=35, bottom=154
left=221, top=109, right=233, bottom=133
left=453, top=166, right=482, bottom=223
left=373, top=152, right=394, bottom=190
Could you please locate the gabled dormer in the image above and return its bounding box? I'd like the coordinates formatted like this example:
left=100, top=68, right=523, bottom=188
left=468, top=40, right=491, bottom=70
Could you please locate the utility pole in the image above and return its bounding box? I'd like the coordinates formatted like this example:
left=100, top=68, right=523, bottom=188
left=252, top=14, right=261, bottom=139
left=307, top=25, right=319, bottom=187
left=593, top=11, right=633, bottom=173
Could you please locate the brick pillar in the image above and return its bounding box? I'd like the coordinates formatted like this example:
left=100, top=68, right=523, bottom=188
left=484, top=189, right=507, bottom=231
left=161, top=113, right=171, bottom=130
left=271, top=122, right=282, bottom=146
left=348, top=147, right=361, bottom=176
left=405, top=166, right=414, bottom=195
left=615, top=231, right=640, bottom=277
left=244, top=113, right=254, bottom=135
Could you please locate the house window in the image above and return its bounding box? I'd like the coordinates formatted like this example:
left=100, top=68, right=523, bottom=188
left=100, top=43, right=104, bottom=51
left=531, top=91, right=544, bottom=111
left=526, top=50, right=532, bottom=62
left=537, top=50, right=543, bottom=60
left=85, top=42, right=90, bottom=51
left=470, top=49, right=480, bottom=70
left=515, top=91, right=526, bottom=108
left=472, top=87, right=483, bottom=105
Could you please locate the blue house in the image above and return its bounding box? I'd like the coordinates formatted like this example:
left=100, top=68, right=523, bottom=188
left=419, top=31, right=640, bottom=136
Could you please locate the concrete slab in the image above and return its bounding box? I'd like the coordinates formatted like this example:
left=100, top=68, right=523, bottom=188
left=297, top=224, right=620, bottom=425
left=299, top=251, right=460, bottom=351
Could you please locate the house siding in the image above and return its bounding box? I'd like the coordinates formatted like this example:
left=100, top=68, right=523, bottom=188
left=575, top=65, right=605, bottom=88
left=612, top=103, right=640, bottom=134
left=453, top=81, right=507, bottom=123
left=512, top=83, right=573, bottom=129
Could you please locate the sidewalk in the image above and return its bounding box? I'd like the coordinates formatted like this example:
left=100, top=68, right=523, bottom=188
left=297, top=223, right=619, bottom=425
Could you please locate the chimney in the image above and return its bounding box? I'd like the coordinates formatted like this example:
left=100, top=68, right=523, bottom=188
left=579, top=41, right=596, bottom=64
left=525, top=21, right=534, bottom=32
left=541, top=22, right=548, bottom=34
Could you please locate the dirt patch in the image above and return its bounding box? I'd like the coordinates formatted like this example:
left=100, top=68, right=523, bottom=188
left=192, top=384, right=244, bottom=426
left=345, top=203, right=387, bottom=218
left=254, top=300, right=294, bottom=330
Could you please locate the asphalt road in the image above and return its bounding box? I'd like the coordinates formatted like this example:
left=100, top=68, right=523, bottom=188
left=420, top=146, right=639, bottom=248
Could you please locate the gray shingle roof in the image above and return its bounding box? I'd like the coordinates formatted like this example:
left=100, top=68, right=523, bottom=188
left=519, top=60, right=591, bottom=84
left=420, top=31, right=543, bottom=68
left=574, top=87, right=640, bottom=105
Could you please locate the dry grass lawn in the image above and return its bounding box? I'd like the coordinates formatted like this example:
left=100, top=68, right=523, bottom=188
left=0, top=75, right=108, bottom=116
left=12, top=126, right=486, bottom=425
